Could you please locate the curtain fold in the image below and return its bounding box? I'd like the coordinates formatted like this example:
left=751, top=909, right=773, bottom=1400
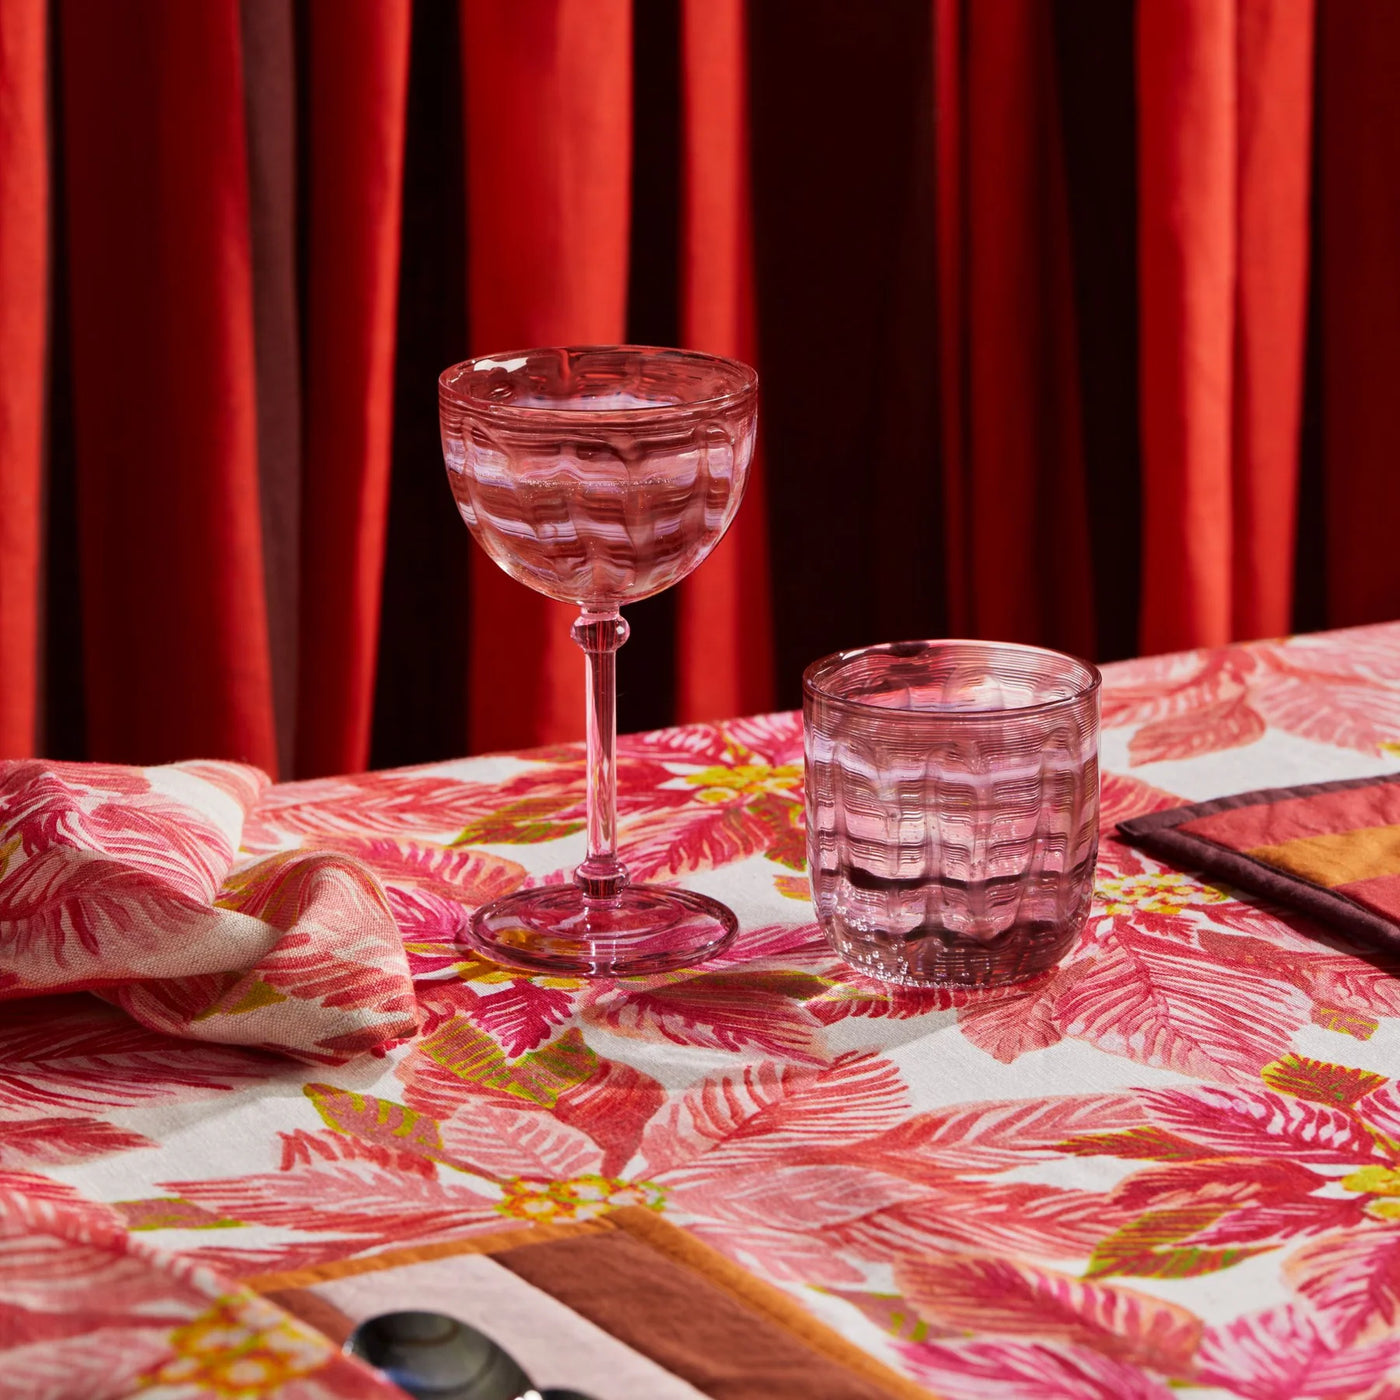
left=1137, top=0, right=1313, bottom=654
left=459, top=0, right=632, bottom=755
left=296, top=0, right=412, bottom=778
left=60, top=0, right=276, bottom=770
left=0, top=0, right=46, bottom=759
left=674, top=0, right=773, bottom=724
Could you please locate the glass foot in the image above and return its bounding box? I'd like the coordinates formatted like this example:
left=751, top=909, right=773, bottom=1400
left=466, top=885, right=738, bottom=978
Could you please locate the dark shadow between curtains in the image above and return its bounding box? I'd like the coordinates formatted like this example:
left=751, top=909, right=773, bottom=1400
left=370, top=0, right=470, bottom=771
left=750, top=0, right=941, bottom=711
left=41, top=3, right=86, bottom=762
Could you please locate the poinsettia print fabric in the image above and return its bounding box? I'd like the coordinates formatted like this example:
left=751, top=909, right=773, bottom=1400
left=0, top=759, right=419, bottom=1062
left=9, top=623, right=1400, bottom=1398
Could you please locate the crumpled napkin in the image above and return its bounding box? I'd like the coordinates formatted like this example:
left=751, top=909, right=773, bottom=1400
left=0, top=759, right=421, bottom=1062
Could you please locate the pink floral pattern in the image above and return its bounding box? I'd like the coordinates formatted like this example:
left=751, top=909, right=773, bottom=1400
left=7, top=626, right=1400, bottom=1395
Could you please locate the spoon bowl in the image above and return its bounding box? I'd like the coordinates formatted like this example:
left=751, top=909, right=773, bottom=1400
left=344, top=1310, right=538, bottom=1400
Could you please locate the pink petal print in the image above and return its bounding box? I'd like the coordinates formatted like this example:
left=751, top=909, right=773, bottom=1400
left=832, top=1091, right=1148, bottom=1179
left=277, top=1127, right=437, bottom=1179
left=551, top=1056, right=667, bottom=1179
left=639, top=1052, right=909, bottom=1181
left=707, top=920, right=831, bottom=969
left=471, top=981, right=577, bottom=1057
left=1128, top=693, right=1267, bottom=767
left=899, top=1338, right=1177, bottom=1400
left=0, top=1326, right=178, bottom=1400
left=684, top=1218, right=864, bottom=1287
left=619, top=722, right=732, bottom=764
left=1286, top=1226, right=1400, bottom=1346
left=1100, top=649, right=1246, bottom=726
left=1197, top=929, right=1400, bottom=1026
left=1196, top=1301, right=1400, bottom=1400
left=0, top=758, right=248, bottom=895
left=1099, top=772, right=1186, bottom=827
left=828, top=1179, right=1125, bottom=1260
left=1136, top=1084, right=1383, bottom=1164
left=956, top=959, right=1097, bottom=1064
left=1356, top=1083, right=1400, bottom=1144
left=618, top=802, right=780, bottom=880
left=1252, top=640, right=1400, bottom=755
left=1054, top=923, right=1313, bottom=1083
left=242, top=767, right=517, bottom=849
left=0, top=1116, right=151, bottom=1167
left=0, top=1235, right=183, bottom=1311
left=437, top=1103, right=601, bottom=1182
left=806, top=972, right=965, bottom=1025
left=0, top=998, right=272, bottom=1113
left=719, top=712, right=805, bottom=765
left=665, top=1163, right=927, bottom=1233
left=894, top=1250, right=1202, bottom=1378
left=166, top=1156, right=500, bottom=1241
left=581, top=971, right=829, bottom=1063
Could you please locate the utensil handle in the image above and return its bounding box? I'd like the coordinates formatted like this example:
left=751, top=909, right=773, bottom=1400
left=571, top=610, right=630, bottom=900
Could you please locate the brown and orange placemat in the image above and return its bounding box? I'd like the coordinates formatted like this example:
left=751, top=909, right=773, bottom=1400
left=1117, top=772, right=1400, bottom=952
left=241, top=1208, right=933, bottom=1400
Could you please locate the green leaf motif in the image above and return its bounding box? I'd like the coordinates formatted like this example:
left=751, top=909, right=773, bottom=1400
left=304, top=1082, right=445, bottom=1158
left=1261, top=1052, right=1386, bottom=1107
left=1056, top=1126, right=1219, bottom=1162
left=417, top=1023, right=597, bottom=1108
left=1087, top=1205, right=1270, bottom=1279
left=454, top=797, right=585, bottom=846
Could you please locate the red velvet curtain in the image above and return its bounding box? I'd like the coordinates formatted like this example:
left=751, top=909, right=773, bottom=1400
left=2, top=1, right=1398, bottom=775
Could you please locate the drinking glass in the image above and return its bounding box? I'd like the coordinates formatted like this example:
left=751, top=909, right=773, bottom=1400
left=804, top=640, right=1100, bottom=987
left=439, top=347, right=757, bottom=977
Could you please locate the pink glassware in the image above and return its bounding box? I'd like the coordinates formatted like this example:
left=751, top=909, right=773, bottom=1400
left=439, top=346, right=757, bottom=977
left=804, top=640, right=1101, bottom=987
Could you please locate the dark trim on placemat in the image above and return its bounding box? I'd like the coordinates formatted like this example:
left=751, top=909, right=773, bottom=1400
left=1117, top=772, right=1400, bottom=955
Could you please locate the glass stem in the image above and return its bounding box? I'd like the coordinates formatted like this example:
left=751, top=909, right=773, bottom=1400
left=571, top=608, right=630, bottom=901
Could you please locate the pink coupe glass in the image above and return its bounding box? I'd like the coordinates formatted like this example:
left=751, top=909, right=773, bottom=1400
left=439, top=346, right=758, bottom=976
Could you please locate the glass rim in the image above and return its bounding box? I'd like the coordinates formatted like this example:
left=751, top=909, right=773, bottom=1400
left=438, top=345, right=759, bottom=425
left=802, top=638, right=1103, bottom=721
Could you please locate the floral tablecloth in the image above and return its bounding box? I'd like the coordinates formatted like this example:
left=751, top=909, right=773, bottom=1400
left=10, top=622, right=1400, bottom=1399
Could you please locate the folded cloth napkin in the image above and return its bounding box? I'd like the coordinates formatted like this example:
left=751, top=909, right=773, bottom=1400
left=1117, top=772, right=1400, bottom=955
left=0, top=759, right=421, bottom=1061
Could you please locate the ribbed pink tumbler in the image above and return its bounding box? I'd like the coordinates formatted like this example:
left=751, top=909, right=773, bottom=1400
left=804, top=640, right=1101, bottom=987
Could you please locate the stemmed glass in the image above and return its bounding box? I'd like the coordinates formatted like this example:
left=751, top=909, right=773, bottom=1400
left=438, top=346, right=758, bottom=977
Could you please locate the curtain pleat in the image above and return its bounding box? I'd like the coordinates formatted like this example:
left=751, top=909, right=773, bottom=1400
left=0, top=0, right=46, bottom=759
left=951, top=0, right=1094, bottom=654
left=60, top=0, right=276, bottom=770
left=296, top=0, right=411, bottom=777
left=1319, top=1, right=1400, bottom=629
left=1231, top=0, right=1312, bottom=641
left=673, top=0, right=773, bottom=724
left=1137, top=0, right=1313, bottom=654
left=1137, top=0, right=1237, bottom=654
left=459, top=0, right=632, bottom=754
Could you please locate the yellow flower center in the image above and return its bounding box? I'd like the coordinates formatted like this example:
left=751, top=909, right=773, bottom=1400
left=496, top=1174, right=666, bottom=1224
left=1343, top=1163, right=1400, bottom=1219
left=143, top=1296, right=329, bottom=1397
left=685, top=763, right=802, bottom=804
left=1096, top=871, right=1230, bottom=916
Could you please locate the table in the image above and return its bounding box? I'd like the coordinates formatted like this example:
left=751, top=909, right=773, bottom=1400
left=9, top=622, right=1400, bottom=1399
